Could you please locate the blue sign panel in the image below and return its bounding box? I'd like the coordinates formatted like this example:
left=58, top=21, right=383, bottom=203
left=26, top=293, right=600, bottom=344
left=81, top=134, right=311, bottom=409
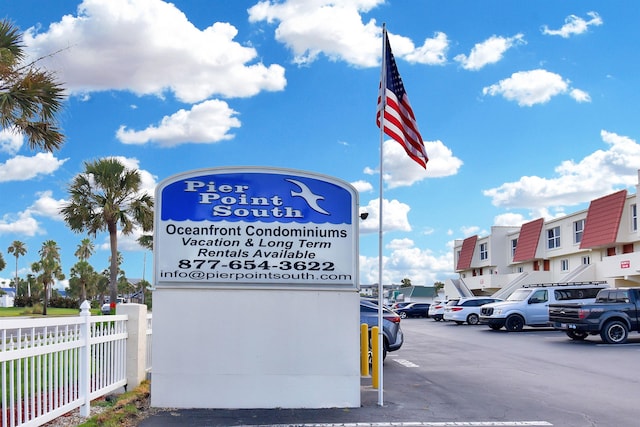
left=154, top=167, right=358, bottom=289
left=160, top=172, right=353, bottom=224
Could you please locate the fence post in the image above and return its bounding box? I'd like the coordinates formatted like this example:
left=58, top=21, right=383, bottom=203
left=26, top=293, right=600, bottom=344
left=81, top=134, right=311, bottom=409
left=119, top=304, right=148, bottom=389
left=79, top=300, right=92, bottom=417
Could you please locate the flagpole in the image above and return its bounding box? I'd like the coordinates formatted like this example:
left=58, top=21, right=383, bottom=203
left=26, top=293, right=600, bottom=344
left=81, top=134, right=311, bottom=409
left=377, top=23, right=387, bottom=407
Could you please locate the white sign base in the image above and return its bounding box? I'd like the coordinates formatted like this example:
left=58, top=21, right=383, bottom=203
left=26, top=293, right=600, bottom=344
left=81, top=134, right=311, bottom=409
left=151, top=288, right=361, bottom=408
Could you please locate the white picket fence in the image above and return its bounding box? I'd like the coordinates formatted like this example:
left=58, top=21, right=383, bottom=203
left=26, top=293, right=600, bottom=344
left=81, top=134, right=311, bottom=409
left=0, top=302, right=152, bottom=427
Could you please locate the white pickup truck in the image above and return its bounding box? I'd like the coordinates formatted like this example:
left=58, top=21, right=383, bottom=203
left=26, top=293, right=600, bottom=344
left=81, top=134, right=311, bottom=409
left=479, top=282, right=608, bottom=331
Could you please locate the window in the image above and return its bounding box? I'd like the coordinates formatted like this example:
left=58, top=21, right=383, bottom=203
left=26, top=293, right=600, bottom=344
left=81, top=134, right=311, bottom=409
left=632, top=204, right=637, bottom=232
left=560, top=259, right=569, bottom=271
left=511, top=238, right=518, bottom=258
left=480, top=243, right=488, bottom=260
left=555, top=288, right=603, bottom=301
left=598, top=290, right=630, bottom=303
left=530, top=290, right=548, bottom=303
left=574, top=219, right=584, bottom=244
left=547, top=226, right=560, bottom=249
left=582, top=255, right=591, bottom=265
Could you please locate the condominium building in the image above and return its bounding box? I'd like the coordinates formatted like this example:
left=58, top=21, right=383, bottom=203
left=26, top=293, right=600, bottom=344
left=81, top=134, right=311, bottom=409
left=447, top=172, right=640, bottom=299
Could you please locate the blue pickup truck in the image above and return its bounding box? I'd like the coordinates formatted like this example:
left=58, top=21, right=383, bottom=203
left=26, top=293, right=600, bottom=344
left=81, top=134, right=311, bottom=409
left=548, top=287, right=640, bottom=344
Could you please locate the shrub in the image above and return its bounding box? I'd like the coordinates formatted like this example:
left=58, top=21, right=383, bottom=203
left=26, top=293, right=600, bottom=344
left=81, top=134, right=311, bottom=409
left=22, top=304, right=44, bottom=315
left=49, top=296, right=81, bottom=309
left=14, top=296, right=40, bottom=307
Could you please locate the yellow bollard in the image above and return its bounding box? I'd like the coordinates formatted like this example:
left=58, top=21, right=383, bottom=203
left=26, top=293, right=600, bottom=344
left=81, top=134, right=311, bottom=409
left=371, top=326, right=379, bottom=389
left=360, top=323, right=369, bottom=377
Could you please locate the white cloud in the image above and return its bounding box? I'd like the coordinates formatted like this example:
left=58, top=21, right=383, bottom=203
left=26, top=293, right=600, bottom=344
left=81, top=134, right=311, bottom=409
left=570, top=88, right=591, bottom=103
left=351, top=180, right=373, bottom=193
left=359, top=238, right=452, bottom=286
left=249, top=0, right=383, bottom=67
left=358, top=198, right=411, bottom=235
left=0, top=129, right=24, bottom=154
left=482, top=69, right=588, bottom=106
left=401, top=32, right=449, bottom=65
left=0, top=191, right=66, bottom=238
left=483, top=130, right=640, bottom=210
left=98, top=225, right=148, bottom=252
left=0, top=210, right=44, bottom=236
left=493, top=212, right=527, bottom=227
left=0, top=152, right=68, bottom=182
left=380, top=139, right=462, bottom=189
left=117, top=100, right=241, bottom=147
left=29, top=191, right=66, bottom=220
left=24, top=0, right=286, bottom=103
left=541, top=11, right=603, bottom=38
left=460, top=226, right=481, bottom=236
left=248, top=0, right=448, bottom=67
left=454, top=34, right=525, bottom=71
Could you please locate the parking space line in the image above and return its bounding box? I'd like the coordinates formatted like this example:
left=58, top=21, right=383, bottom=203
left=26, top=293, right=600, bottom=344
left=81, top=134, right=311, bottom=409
left=394, top=358, right=419, bottom=367
left=252, top=421, right=553, bottom=426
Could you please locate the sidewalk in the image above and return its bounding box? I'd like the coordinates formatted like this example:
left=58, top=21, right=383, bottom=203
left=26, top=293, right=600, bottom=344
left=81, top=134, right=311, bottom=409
left=138, top=375, right=429, bottom=426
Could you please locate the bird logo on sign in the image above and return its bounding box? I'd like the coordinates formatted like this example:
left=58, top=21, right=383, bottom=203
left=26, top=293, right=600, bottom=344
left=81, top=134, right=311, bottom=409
left=286, top=179, right=329, bottom=215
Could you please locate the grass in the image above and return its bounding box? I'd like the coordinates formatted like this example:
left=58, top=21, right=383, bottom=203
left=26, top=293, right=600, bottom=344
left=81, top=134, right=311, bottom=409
left=78, top=380, right=151, bottom=427
left=0, top=307, right=103, bottom=317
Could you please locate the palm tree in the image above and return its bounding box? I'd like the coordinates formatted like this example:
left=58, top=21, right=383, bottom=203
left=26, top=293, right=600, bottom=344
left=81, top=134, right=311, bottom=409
left=0, top=252, right=5, bottom=274
left=0, top=20, right=66, bottom=152
left=72, top=239, right=95, bottom=302
left=75, top=238, right=94, bottom=261
left=7, top=240, right=27, bottom=291
left=69, top=261, right=97, bottom=302
left=31, top=240, right=65, bottom=315
left=61, top=158, right=154, bottom=309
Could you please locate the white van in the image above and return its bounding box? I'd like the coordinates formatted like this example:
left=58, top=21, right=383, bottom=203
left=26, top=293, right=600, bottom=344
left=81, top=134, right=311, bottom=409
left=479, top=282, right=608, bottom=331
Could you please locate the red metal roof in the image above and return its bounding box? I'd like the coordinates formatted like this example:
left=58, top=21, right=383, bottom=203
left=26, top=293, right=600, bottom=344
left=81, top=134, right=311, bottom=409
left=456, top=235, right=477, bottom=270
left=512, top=218, right=544, bottom=262
left=580, top=190, right=627, bottom=249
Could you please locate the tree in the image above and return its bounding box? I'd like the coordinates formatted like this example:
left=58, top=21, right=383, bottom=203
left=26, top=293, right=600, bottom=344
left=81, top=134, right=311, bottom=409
left=68, top=261, right=97, bottom=302
left=7, top=240, right=26, bottom=291
left=69, top=238, right=95, bottom=301
left=0, top=20, right=66, bottom=152
left=400, top=278, right=412, bottom=288
left=31, top=240, right=65, bottom=315
left=0, top=252, right=5, bottom=273
left=61, top=158, right=154, bottom=309
left=137, top=234, right=153, bottom=251
left=434, top=281, right=445, bottom=295
left=75, top=238, right=94, bottom=261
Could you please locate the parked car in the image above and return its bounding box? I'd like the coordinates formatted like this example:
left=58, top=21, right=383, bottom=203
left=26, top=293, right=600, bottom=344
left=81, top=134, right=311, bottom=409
left=427, top=300, right=447, bottom=321
left=360, top=299, right=404, bottom=360
left=444, top=297, right=502, bottom=325
left=549, top=287, right=640, bottom=344
left=395, top=302, right=430, bottom=318
left=390, top=301, right=413, bottom=310
left=480, top=282, right=608, bottom=331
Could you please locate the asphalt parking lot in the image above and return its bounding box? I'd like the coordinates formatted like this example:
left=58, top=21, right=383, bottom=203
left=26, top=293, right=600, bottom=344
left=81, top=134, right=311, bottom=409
left=139, top=317, right=640, bottom=426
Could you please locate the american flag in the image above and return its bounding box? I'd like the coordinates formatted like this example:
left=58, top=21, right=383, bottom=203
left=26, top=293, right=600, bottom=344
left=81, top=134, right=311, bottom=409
left=376, top=30, right=428, bottom=169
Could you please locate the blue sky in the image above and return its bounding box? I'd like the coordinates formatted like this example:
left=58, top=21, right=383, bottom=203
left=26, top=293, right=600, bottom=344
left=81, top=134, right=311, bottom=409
left=1, top=0, right=640, bottom=290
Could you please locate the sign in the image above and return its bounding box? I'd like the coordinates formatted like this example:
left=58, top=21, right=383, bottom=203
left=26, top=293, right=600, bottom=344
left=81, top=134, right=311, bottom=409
left=621, top=260, right=630, bottom=269
left=154, top=167, right=358, bottom=289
